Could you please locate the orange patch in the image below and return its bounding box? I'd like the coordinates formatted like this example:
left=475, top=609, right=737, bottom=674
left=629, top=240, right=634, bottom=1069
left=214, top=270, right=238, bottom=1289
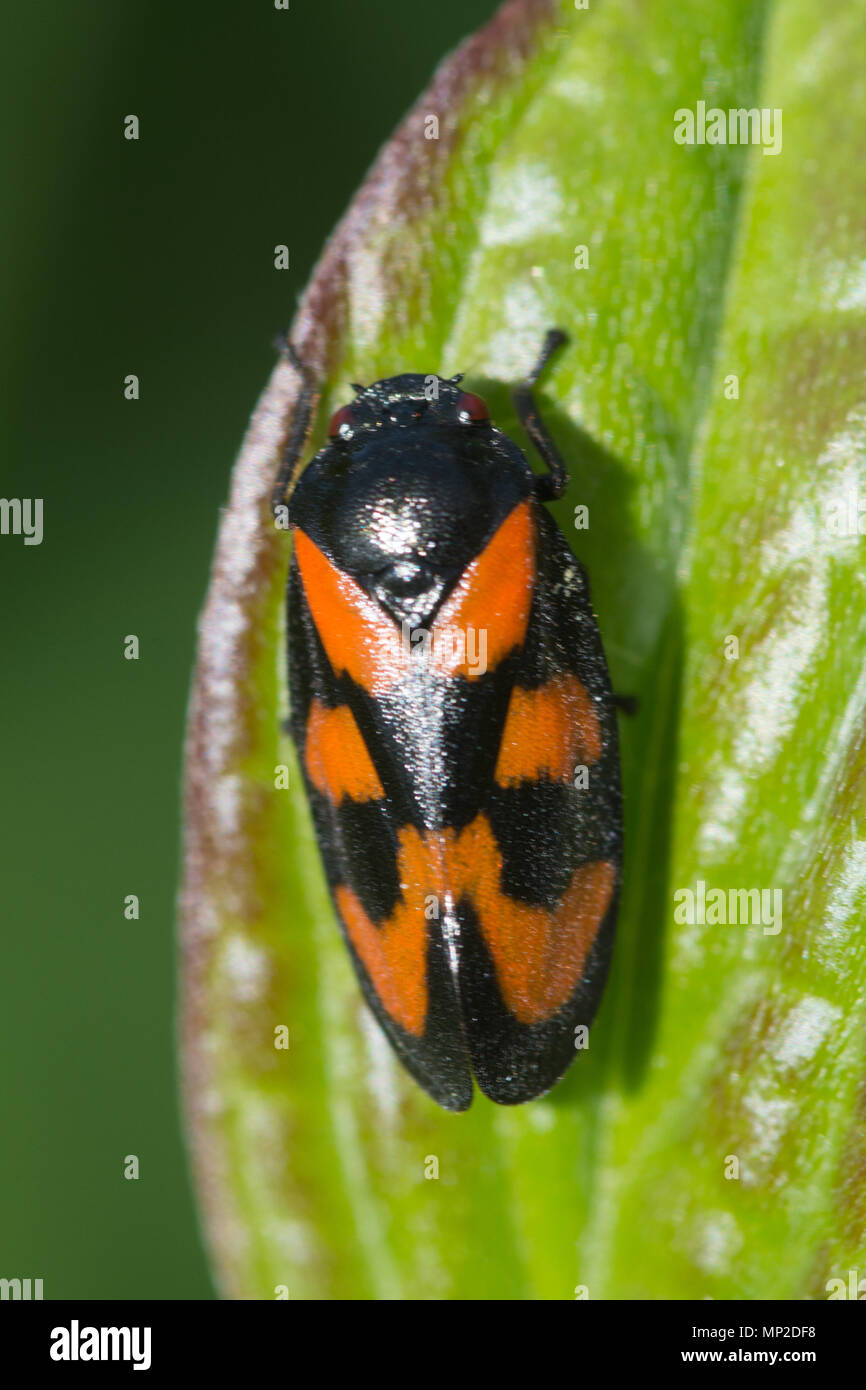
left=294, top=501, right=536, bottom=694
left=337, top=825, right=437, bottom=1037
left=432, top=501, right=536, bottom=679
left=337, top=807, right=614, bottom=1037
left=495, top=673, right=603, bottom=786
left=305, top=701, right=385, bottom=803
left=446, top=816, right=615, bottom=1026
left=294, top=529, right=403, bottom=694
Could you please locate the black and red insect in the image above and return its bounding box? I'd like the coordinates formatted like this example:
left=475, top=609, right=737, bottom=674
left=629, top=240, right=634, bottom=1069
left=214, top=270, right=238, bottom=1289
left=272, top=330, right=622, bottom=1111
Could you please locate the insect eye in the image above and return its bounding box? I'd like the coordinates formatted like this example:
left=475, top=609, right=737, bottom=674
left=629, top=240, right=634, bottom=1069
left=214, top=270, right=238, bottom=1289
left=328, top=404, right=356, bottom=439
left=456, top=391, right=489, bottom=424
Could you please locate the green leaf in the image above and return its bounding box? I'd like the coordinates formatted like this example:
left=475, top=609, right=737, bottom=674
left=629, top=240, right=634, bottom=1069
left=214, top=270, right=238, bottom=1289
left=181, top=0, right=866, bottom=1298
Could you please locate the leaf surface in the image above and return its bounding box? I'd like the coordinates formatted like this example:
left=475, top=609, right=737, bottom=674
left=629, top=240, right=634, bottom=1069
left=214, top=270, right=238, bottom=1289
left=182, top=0, right=866, bottom=1298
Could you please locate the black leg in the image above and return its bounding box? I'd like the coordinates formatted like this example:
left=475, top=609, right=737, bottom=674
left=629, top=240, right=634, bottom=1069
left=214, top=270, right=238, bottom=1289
left=271, top=337, right=321, bottom=519
left=612, top=693, right=639, bottom=717
left=512, top=328, right=569, bottom=500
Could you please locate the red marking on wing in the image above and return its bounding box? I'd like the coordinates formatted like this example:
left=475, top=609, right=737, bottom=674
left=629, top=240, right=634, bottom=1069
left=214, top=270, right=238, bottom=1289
left=294, top=530, right=403, bottom=694
left=495, top=673, right=603, bottom=786
left=336, top=809, right=614, bottom=1037
left=305, top=701, right=385, bottom=802
left=449, top=816, right=615, bottom=1025
left=336, top=825, right=436, bottom=1037
left=293, top=500, right=536, bottom=693
left=433, top=500, right=535, bottom=679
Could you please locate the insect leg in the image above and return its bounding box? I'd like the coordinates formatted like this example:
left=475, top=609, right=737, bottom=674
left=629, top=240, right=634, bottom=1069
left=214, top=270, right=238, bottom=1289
left=512, top=328, right=569, bottom=500
left=271, top=336, right=321, bottom=519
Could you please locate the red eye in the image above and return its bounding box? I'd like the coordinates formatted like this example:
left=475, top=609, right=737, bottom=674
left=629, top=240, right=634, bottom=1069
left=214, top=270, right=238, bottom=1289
left=328, top=404, right=356, bottom=438
left=457, top=391, right=489, bottom=423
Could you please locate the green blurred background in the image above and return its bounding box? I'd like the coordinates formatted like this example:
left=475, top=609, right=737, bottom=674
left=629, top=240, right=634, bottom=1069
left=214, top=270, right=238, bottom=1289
left=0, top=0, right=498, bottom=1299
